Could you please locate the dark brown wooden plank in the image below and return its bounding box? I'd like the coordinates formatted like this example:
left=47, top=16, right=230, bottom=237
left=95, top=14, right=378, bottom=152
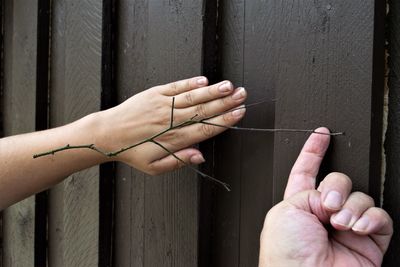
left=239, top=1, right=277, bottom=265
left=48, top=0, right=103, bottom=266
left=383, top=0, right=400, bottom=264
left=202, top=1, right=277, bottom=265
left=113, top=1, right=147, bottom=265
left=114, top=1, right=204, bottom=266
left=0, top=0, right=4, bottom=266
left=200, top=0, right=244, bottom=266
left=2, top=1, right=39, bottom=266
left=272, top=0, right=384, bottom=204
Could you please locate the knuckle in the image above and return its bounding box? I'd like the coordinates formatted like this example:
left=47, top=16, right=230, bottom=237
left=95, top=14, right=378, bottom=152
left=219, top=95, right=230, bottom=106
left=175, top=158, right=185, bottom=169
left=160, top=130, right=183, bottom=147
left=171, top=82, right=178, bottom=95
left=201, top=123, right=215, bottom=137
left=327, top=172, right=353, bottom=187
left=195, top=104, right=207, bottom=118
left=208, top=85, right=214, bottom=96
left=146, top=165, right=159, bottom=176
left=185, top=92, right=194, bottom=105
left=351, top=192, right=375, bottom=206
left=222, top=112, right=231, bottom=124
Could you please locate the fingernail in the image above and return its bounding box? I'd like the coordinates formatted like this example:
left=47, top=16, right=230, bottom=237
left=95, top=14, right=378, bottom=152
left=232, top=107, right=246, bottom=117
left=190, top=154, right=205, bottom=164
left=352, top=216, right=370, bottom=232
left=197, top=77, right=208, bottom=85
left=232, top=87, right=246, bottom=100
left=332, top=209, right=353, bottom=227
left=219, top=82, right=232, bottom=93
left=324, top=191, right=343, bottom=210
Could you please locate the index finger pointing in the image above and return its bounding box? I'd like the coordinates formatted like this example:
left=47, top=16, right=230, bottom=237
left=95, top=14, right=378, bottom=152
left=284, top=127, right=331, bottom=199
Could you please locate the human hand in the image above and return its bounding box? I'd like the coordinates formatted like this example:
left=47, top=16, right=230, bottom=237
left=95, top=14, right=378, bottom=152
left=259, top=128, right=393, bottom=267
left=98, top=76, right=247, bottom=174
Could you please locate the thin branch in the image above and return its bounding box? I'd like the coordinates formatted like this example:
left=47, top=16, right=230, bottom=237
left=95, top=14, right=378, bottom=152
left=150, top=140, right=231, bottom=191
left=198, top=121, right=344, bottom=136
left=33, top=97, right=344, bottom=191
left=170, top=97, right=175, bottom=128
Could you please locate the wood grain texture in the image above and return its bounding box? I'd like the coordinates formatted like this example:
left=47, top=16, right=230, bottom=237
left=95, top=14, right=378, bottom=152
left=272, top=0, right=383, bottom=203
left=48, top=0, right=103, bottom=266
left=383, top=0, right=400, bottom=264
left=2, top=1, right=38, bottom=266
left=202, top=1, right=276, bottom=266
left=114, top=1, right=203, bottom=266
left=201, top=1, right=244, bottom=266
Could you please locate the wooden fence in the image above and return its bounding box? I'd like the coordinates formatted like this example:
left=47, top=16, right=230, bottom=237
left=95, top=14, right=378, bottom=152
left=0, top=0, right=397, bottom=266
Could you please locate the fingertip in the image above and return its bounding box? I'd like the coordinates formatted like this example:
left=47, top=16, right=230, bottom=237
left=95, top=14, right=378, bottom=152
left=231, top=87, right=247, bottom=101
left=232, top=105, right=246, bottom=118
left=195, top=76, right=208, bottom=87
left=190, top=153, right=205, bottom=164
left=314, top=127, right=330, bottom=135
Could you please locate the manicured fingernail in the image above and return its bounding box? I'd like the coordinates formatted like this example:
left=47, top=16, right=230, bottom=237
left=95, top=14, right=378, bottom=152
left=232, top=87, right=246, bottom=100
left=197, top=77, right=208, bottom=85
left=352, top=216, right=370, bottom=232
left=219, top=82, right=232, bottom=93
left=232, top=107, right=246, bottom=117
left=324, top=191, right=343, bottom=210
left=190, top=154, right=205, bottom=164
left=332, top=209, right=353, bottom=227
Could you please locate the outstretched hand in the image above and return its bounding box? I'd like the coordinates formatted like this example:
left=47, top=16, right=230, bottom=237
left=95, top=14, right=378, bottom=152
left=259, top=128, right=393, bottom=267
left=99, top=76, right=247, bottom=175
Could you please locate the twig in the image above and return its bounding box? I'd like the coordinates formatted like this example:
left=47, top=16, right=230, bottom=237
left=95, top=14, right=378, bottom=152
left=33, top=97, right=344, bottom=191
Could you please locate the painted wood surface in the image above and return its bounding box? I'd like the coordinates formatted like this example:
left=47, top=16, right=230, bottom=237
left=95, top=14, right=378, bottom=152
left=272, top=0, right=384, bottom=204
left=48, top=0, right=103, bottom=266
left=113, top=1, right=203, bottom=266
left=202, top=0, right=384, bottom=266
left=2, top=1, right=38, bottom=266
left=383, top=0, right=400, bottom=265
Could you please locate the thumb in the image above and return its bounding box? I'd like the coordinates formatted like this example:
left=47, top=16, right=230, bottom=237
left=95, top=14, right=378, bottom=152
left=286, top=190, right=332, bottom=225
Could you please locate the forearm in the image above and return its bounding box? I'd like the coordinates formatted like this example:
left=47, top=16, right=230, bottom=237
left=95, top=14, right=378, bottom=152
left=0, top=112, right=108, bottom=210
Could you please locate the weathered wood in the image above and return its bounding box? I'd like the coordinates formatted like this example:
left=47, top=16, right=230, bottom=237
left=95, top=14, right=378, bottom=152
left=2, top=1, right=38, bottom=266
left=48, top=0, right=103, bottom=266
left=383, top=0, right=400, bottom=265
left=201, top=1, right=276, bottom=266
left=114, top=1, right=203, bottom=266
left=200, top=1, right=244, bottom=266
left=272, top=0, right=384, bottom=203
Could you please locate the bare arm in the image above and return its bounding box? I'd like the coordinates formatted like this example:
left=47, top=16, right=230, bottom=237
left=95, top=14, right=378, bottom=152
left=0, top=77, right=247, bottom=210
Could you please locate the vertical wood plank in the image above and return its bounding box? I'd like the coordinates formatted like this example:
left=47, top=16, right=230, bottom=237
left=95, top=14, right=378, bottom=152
left=0, top=0, right=4, bottom=265
left=239, top=1, right=277, bottom=265
left=383, top=0, right=400, bottom=264
left=204, top=1, right=277, bottom=266
left=2, top=1, right=38, bottom=266
left=201, top=0, right=244, bottom=266
left=114, top=1, right=203, bottom=266
left=272, top=0, right=384, bottom=203
left=48, top=0, right=103, bottom=266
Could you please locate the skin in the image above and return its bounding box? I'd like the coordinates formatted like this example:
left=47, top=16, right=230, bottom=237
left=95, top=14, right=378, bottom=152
left=0, top=76, right=247, bottom=210
left=259, top=128, right=393, bottom=267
